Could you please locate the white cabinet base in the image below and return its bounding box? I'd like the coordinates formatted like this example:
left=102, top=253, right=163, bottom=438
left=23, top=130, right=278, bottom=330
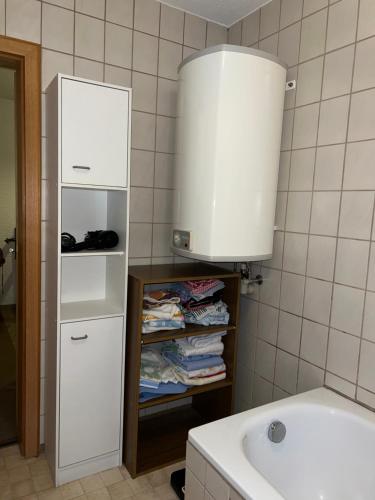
left=59, top=317, right=124, bottom=468
left=55, top=451, right=121, bottom=486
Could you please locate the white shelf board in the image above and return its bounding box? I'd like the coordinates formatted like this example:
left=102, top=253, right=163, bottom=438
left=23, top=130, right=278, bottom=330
left=60, top=299, right=125, bottom=323
left=61, top=182, right=128, bottom=192
left=61, top=251, right=125, bottom=257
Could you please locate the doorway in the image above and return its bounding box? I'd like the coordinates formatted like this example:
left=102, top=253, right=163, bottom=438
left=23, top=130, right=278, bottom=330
left=0, top=66, right=17, bottom=446
left=0, top=35, right=41, bottom=457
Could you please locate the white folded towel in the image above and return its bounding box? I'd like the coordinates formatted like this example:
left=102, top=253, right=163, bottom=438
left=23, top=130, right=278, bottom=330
left=175, top=363, right=226, bottom=379
left=142, top=303, right=182, bottom=320
left=186, top=331, right=227, bottom=348
left=174, top=338, right=224, bottom=356
left=175, top=370, right=226, bottom=386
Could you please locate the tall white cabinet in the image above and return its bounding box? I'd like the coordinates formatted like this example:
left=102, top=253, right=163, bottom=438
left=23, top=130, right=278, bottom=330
left=45, top=74, right=131, bottom=485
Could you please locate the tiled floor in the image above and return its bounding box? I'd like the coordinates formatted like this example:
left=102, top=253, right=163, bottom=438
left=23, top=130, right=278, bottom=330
left=0, top=444, right=182, bottom=500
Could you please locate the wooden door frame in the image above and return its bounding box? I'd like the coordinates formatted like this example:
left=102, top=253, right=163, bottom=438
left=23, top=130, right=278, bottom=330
left=0, top=36, right=41, bottom=457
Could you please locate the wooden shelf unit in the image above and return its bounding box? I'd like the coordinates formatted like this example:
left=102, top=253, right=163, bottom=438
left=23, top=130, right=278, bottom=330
left=123, top=263, right=240, bottom=477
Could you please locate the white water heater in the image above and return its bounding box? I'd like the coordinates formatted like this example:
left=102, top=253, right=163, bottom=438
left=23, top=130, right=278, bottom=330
left=172, top=45, right=287, bottom=262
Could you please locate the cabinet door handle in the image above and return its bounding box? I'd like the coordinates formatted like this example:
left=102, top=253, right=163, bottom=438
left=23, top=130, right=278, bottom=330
left=71, top=334, right=88, bottom=341
left=72, top=165, right=91, bottom=170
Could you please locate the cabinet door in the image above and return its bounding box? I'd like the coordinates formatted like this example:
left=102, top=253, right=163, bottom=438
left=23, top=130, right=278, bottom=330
left=61, top=78, right=129, bottom=187
left=59, top=317, right=124, bottom=467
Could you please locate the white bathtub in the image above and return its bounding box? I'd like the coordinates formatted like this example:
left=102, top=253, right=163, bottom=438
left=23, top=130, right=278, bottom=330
left=188, top=388, right=375, bottom=500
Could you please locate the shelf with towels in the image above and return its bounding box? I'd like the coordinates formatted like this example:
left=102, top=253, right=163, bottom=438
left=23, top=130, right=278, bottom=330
left=123, top=263, right=241, bottom=477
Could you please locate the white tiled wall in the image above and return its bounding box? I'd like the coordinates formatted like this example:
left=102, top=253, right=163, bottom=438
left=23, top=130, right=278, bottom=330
left=4, top=0, right=375, bottom=446
left=0, top=0, right=227, bottom=443
left=231, top=0, right=375, bottom=413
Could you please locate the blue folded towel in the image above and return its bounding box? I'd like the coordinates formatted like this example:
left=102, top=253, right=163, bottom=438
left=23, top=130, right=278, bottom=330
left=139, top=382, right=188, bottom=402
left=163, top=351, right=224, bottom=371
left=139, top=378, right=160, bottom=389
left=175, top=353, right=221, bottom=361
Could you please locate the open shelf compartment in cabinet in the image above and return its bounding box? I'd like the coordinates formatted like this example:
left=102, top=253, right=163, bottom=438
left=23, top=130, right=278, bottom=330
left=139, top=327, right=237, bottom=408
left=61, top=186, right=128, bottom=256
left=60, top=254, right=125, bottom=322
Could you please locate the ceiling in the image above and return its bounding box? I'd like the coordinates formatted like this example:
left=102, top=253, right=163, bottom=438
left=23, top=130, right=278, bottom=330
left=159, top=0, right=270, bottom=27
left=0, top=67, right=15, bottom=100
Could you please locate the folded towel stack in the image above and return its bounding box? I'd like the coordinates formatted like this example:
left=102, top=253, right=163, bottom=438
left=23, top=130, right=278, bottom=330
left=162, top=332, right=227, bottom=386
left=141, top=280, right=230, bottom=333
left=181, top=280, right=230, bottom=326
left=184, top=300, right=229, bottom=326
left=139, top=347, right=188, bottom=402
left=139, top=332, right=228, bottom=402
left=183, top=279, right=225, bottom=301
left=142, top=290, right=185, bottom=334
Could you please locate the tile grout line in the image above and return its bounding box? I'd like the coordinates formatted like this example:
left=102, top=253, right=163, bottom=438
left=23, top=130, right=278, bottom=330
left=173, top=9, right=188, bottom=265
left=40, top=29, right=375, bottom=98
left=149, top=0, right=162, bottom=261
left=352, top=0, right=375, bottom=400
left=72, top=0, right=76, bottom=75
left=299, top=0, right=329, bottom=392
left=291, top=0, right=316, bottom=395
left=102, top=0, right=107, bottom=82
left=321, top=0, right=360, bottom=389
left=273, top=0, right=301, bottom=396
left=248, top=0, right=264, bottom=406
left=265, top=0, right=284, bottom=395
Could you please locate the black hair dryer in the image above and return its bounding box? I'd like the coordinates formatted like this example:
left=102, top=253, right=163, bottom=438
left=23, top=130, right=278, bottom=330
left=61, top=230, right=119, bottom=253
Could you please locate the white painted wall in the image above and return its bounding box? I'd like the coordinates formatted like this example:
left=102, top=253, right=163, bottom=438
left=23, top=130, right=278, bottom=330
left=0, top=95, right=17, bottom=306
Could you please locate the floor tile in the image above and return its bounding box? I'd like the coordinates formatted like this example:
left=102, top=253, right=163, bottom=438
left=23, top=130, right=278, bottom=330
left=0, top=444, right=179, bottom=500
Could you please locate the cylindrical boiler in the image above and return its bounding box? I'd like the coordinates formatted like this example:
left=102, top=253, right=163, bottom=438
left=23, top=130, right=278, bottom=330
left=172, top=44, right=287, bottom=262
